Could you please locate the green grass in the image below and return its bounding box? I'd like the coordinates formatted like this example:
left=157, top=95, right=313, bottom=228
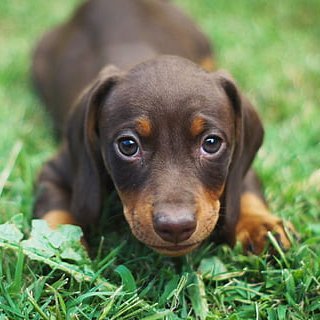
left=0, top=0, right=319, bottom=319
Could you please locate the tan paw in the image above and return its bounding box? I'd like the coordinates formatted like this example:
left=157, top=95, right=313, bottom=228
left=236, top=213, right=294, bottom=254
left=237, top=192, right=295, bottom=254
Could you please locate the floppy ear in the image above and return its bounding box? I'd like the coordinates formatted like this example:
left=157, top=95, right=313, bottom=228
left=66, top=65, right=122, bottom=226
left=212, top=71, right=264, bottom=245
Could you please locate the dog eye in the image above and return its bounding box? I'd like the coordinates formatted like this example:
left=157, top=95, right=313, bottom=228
left=202, top=135, right=223, bottom=154
left=117, top=137, right=139, bottom=157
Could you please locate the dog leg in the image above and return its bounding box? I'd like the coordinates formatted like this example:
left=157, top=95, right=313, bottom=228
left=236, top=170, right=293, bottom=254
left=42, top=210, right=77, bottom=229
left=34, top=146, right=78, bottom=229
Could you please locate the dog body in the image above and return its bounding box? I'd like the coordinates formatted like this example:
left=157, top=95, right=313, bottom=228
left=33, top=0, right=213, bottom=135
left=33, top=0, right=291, bottom=256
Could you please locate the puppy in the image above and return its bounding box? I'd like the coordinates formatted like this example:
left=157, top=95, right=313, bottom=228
left=32, top=0, right=291, bottom=256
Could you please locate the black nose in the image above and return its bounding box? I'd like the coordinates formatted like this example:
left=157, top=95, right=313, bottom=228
left=153, top=209, right=197, bottom=243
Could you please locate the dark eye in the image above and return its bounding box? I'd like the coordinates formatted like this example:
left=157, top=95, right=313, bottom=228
left=202, top=135, right=223, bottom=154
left=117, top=137, right=139, bottom=157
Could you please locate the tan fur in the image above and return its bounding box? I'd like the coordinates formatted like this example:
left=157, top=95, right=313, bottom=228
left=42, top=210, right=78, bottom=229
left=200, top=56, right=215, bottom=72
left=190, top=116, right=205, bottom=137
left=119, top=187, right=221, bottom=256
left=136, top=116, right=152, bottom=137
left=236, top=192, right=292, bottom=253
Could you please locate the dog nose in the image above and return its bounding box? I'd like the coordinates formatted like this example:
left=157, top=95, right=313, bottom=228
left=153, top=209, right=197, bottom=243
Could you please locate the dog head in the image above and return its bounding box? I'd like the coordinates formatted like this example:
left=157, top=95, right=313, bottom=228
left=67, top=56, right=263, bottom=256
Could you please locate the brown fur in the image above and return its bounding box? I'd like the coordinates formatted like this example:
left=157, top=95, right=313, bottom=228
left=118, top=185, right=221, bottom=257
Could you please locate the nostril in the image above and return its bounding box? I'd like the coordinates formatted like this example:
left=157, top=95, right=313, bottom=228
left=153, top=211, right=197, bottom=243
left=159, top=228, right=171, bottom=237
left=182, top=225, right=196, bottom=235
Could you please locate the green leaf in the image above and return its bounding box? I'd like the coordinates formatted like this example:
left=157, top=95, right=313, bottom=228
left=198, top=256, right=227, bottom=277
left=22, top=234, right=56, bottom=258
left=60, top=247, right=83, bottom=262
left=58, top=224, right=84, bottom=242
left=0, top=223, right=23, bottom=244
left=22, top=220, right=57, bottom=257
left=21, top=220, right=89, bottom=263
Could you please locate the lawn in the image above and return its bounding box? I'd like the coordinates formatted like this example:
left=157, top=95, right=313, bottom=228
left=0, top=0, right=319, bottom=319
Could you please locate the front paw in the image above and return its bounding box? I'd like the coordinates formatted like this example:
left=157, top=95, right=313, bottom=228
left=236, top=213, right=294, bottom=254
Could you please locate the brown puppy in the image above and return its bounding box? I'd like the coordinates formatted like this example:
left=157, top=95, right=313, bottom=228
left=32, top=0, right=291, bottom=256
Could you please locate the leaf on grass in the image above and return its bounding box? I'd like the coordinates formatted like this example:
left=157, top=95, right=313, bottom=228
left=60, top=247, right=83, bottom=262
left=0, top=216, right=115, bottom=291
left=58, top=224, right=84, bottom=242
left=199, top=256, right=246, bottom=281
left=0, top=223, right=23, bottom=244
left=22, top=235, right=56, bottom=258
left=22, top=220, right=89, bottom=263
left=198, top=256, right=227, bottom=278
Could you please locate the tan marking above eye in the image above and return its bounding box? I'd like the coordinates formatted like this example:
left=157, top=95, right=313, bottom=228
left=136, top=116, right=152, bottom=137
left=190, top=116, right=206, bottom=137
left=200, top=56, right=215, bottom=72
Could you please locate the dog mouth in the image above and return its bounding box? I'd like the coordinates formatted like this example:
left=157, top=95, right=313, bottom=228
left=149, top=242, right=201, bottom=256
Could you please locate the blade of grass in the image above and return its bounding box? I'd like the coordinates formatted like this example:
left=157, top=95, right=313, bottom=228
left=115, top=264, right=137, bottom=293
left=0, top=141, right=22, bottom=197
left=267, top=231, right=290, bottom=268
left=46, top=284, right=67, bottom=319
left=187, top=272, right=208, bottom=320
left=8, top=247, right=24, bottom=294
left=98, top=286, right=123, bottom=320
left=140, top=310, right=173, bottom=320
left=26, top=289, right=50, bottom=320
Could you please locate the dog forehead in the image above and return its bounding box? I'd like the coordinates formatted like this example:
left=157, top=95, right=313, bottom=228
left=124, top=56, right=215, bottom=103
left=107, top=57, right=231, bottom=117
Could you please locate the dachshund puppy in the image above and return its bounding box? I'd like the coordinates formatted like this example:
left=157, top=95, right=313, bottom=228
left=32, top=0, right=291, bottom=256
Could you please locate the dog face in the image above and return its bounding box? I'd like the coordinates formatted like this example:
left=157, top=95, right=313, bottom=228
left=96, top=57, right=236, bottom=256
left=69, top=56, right=263, bottom=256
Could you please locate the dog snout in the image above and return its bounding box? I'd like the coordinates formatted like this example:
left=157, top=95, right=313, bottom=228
left=153, top=208, right=197, bottom=243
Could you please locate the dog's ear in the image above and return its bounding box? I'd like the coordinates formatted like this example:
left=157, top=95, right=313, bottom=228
left=213, top=71, right=264, bottom=245
left=66, top=65, right=122, bottom=226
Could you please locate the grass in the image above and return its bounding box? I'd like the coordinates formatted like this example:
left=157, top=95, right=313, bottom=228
left=0, top=0, right=319, bottom=319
